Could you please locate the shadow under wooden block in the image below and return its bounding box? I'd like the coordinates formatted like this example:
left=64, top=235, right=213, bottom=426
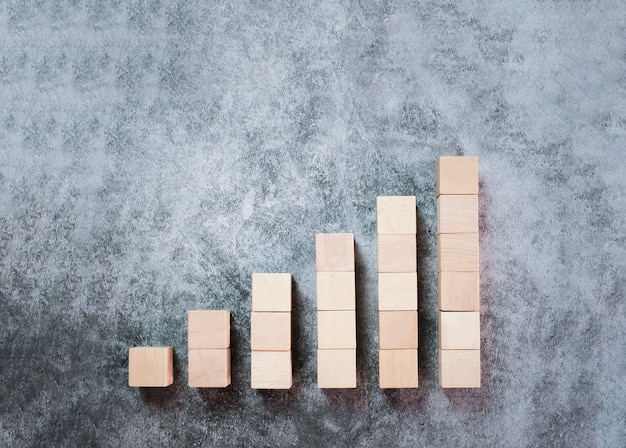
left=379, top=349, right=418, bottom=389
left=188, top=310, right=230, bottom=350
left=377, top=234, right=417, bottom=273
left=251, top=351, right=292, bottom=389
left=316, top=233, right=354, bottom=272
left=438, top=271, right=480, bottom=311
left=438, top=311, right=480, bottom=350
left=188, top=349, right=231, bottom=388
left=252, top=273, right=292, bottom=312
left=251, top=312, right=291, bottom=351
left=317, top=349, right=356, bottom=388
left=436, top=156, right=478, bottom=196
left=379, top=311, right=418, bottom=350
left=378, top=272, right=418, bottom=311
left=376, top=196, right=416, bottom=235
left=437, top=233, right=479, bottom=272
left=316, top=271, right=356, bottom=310
left=437, top=195, right=478, bottom=234
left=128, top=346, right=174, bottom=387
left=439, top=349, right=481, bottom=388
left=317, top=310, right=356, bottom=349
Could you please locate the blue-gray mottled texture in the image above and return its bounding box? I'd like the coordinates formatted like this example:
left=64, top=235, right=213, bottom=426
left=1, top=1, right=625, bottom=446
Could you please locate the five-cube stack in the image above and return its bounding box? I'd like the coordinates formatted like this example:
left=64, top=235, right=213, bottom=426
left=436, top=156, right=481, bottom=388
left=188, top=310, right=231, bottom=388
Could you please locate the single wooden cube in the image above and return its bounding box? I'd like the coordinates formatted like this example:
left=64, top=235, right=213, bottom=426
left=438, top=271, right=480, bottom=311
left=317, top=310, right=356, bottom=349
left=378, top=234, right=417, bottom=273
left=379, top=311, right=418, bottom=350
left=251, top=273, right=292, bottom=312
left=250, top=312, right=291, bottom=351
left=251, top=351, right=292, bottom=389
left=376, top=196, right=416, bottom=235
left=188, top=349, right=231, bottom=388
left=438, top=311, right=480, bottom=350
left=128, top=346, right=174, bottom=387
left=437, top=195, right=478, bottom=234
left=436, top=156, right=478, bottom=196
left=316, top=233, right=355, bottom=272
left=437, top=233, right=479, bottom=272
left=439, top=349, right=481, bottom=388
left=378, top=272, right=418, bottom=311
left=317, top=349, right=357, bottom=388
left=188, top=310, right=230, bottom=349
left=317, top=271, right=356, bottom=310
left=379, top=349, right=418, bottom=389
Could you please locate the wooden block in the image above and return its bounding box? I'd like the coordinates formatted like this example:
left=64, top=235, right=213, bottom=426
left=317, top=349, right=357, bottom=388
left=438, top=311, right=480, bottom=350
left=379, top=349, right=418, bottom=389
left=316, top=233, right=355, bottom=272
left=378, top=234, right=417, bottom=273
left=251, top=273, right=292, bottom=312
left=436, top=156, right=478, bottom=196
left=439, top=349, right=481, bottom=388
left=250, top=312, right=291, bottom=351
left=376, top=196, right=416, bottom=235
left=128, top=346, right=174, bottom=387
left=317, top=271, right=356, bottom=310
left=251, top=351, right=292, bottom=389
left=378, top=272, right=418, bottom=311
left=317, top=310, right=356, bottom=349
left=379, top=311, right=418, bottom=349
left=188, top=310, right=230, bottom=349
left=437, top=195, right=478, bottom=234
left=438, top=271, right=480, bottom=311
left=188, top=349, right=231, bottom=388
left=437, top=233, right=479, bottom=272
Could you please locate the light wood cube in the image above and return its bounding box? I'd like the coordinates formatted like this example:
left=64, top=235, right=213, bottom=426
left=437, top=233, right=479, bottom=272
left=439, top=349, right=481, bottom=388
left=250, top=312, right=291, bottom=351
left=376, top=196, right=416, bottom=235
left=436, top=156, right=478, bottom=196
left=188, top=310, right=230, bottom=349
left=317, top=310, right=356, bottom=349
left=378, top=272, right=418, bottom=311
left=188, top=349, right=231, bottom=388
left=251, top=351, right=292, bottom=389
left=438, top=271, right=480, bottom=311
left=317, top=271, right=356, bottom=310
left=378, top=234, right=417, bottom=273
left=437, top=195, right=478, bottom=234
left=379, top=311, right=418, bottom=350
left=438, top=311, right=480, bottom=350
left=317, top=349, right=356, bottom=388
left=316, top=233, right=355, bottom=272
left=379, top=349, right=418, bottom=389
left=251, top=273, right=292, bottom=312
left=128, top=346, right=174, bottom=387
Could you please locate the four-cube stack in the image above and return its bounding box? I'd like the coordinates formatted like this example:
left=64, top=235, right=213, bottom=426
left=188, top=310, right=231, bottom=388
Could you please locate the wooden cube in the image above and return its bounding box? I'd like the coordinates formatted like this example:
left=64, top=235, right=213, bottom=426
left=316, top=233, right=355, bottom=272
left=317, top=310, right=356, bottom=349
left=379, top=311, right=418, bottom=350
left=251, top=273, right=292, bottom=312
left=378, top=234, right=417, bottom=273
left=317, top=271, right=356, bottom=310
left=378, top=272, right=418, bottom=311
left=437, top=195, right=478, bottom=234
left=439, top=349, right=481, bottom=388
left=437, top=233, right=479, bottom=272
left=188, top=310, right=230, bottom=349
left=436, top=156, right=478, bottom=196
left=438, top=311, right=480, bottom=350
left=188, top=349, right=231, bottom=388
left=379, top=349, right=418, bottom=389
left=250, top=312, right=291, bottom=351
left=317, top=349, right=356, bottom=388
left=128, top=346, right=174, bottom=387
left=251, top=351, right=292, bottom=389
left=438, top=271, right=480, bottom=311
left=376, top=196, right=416, bottom=235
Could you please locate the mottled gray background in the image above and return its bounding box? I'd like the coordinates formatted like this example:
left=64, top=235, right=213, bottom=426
left=1, top=1, right=625, bottom=447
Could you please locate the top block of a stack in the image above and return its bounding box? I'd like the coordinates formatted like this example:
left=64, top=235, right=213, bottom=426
left=188, top=310, right=230, bottom=349
left=316, top=233, right=355, bottom=272
left=252, top=273, right=292, bottom=312
left=377, top=196, right=416, bottom=235
left=436, top=156, right=478, bottom=196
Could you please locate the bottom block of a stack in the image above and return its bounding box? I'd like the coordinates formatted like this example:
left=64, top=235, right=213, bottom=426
left=251, top=351, right=292, bottom=389
left=188, top=349, right=231, bottom=388
left=317, top=349, right=356, bottom=388
left=379, top=349, right=418, bottom=389
left=439, top=349, right=481, bottom=388
left=128, top=346, right=174, bottom=387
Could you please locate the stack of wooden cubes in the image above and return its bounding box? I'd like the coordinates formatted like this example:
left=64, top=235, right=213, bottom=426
left=376, top=196, right=419, bottom=388
left=128, top=346, right=174, bottom=387
left=436, top=156, right=481, bottom=388
left=250, top=273, right=293, bottom=389
left=188, top=310, right=231, bottom=388
left=316, top=233, right=357, bottom=388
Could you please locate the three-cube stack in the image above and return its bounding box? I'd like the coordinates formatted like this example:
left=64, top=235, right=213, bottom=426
left=436, top=156, right=481, bottom=388
left=376, top=196, right=419, bottom=388
left=188, top=310, right=231, bottom=388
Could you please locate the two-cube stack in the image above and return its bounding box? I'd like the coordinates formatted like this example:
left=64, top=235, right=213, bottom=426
left=436, top=156, right=481, bottom=388
left=188, top=310, right=231, bottom=387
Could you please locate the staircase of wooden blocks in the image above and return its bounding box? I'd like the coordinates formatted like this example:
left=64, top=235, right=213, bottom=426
left=377, top=196, right=419, bottom=388
left=128, top=346, right=174, bottom=387
left=187, top=310, right=231, bottom=388
left=436, top=156, right=481, bottom=388
left=316, top=233, right=357, bottom=388
left=250, top=273, right=293, bottom=389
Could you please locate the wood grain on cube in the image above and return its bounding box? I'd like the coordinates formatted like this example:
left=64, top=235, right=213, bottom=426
left=439, top=349, right=481, bottom=388
left=437, top=233, right=479, bottom=272
left=379, top=349, right=418, bottom=389
left=188, top=349, right=231, bottom=388
left=438, top=271, right=480, bottom=311
left=378, top=234, right=417, bottom=273
left=316, top=271, right=356, bottom=310
left=437, top=195, right=478, bottom=234
left=438, top=311, right=480, bottom=350
left=436, top=156, right=478, bottom=196
left=379, top=311, right=418, bottom=350
left=378, top=272, right=418, bottom=311
left=317, top=349, right=357, bottom=388
left=315, top=233, right=355, bottom=272
left=251, top=273, right=292, bottom=312
left=250, top=312, right=291, bottom=351
left=376, top=196, right=416, bottom=235
left=128, top=346, right=174, bottom=387
left=317, top=310, right=356, bottom=349
left=251, top=351, right=292, bottom=389
left=188, top=310, right=230, bottom=349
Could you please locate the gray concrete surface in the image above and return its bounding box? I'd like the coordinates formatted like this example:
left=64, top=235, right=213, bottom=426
left=1, top=1, right=625, bottom=446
